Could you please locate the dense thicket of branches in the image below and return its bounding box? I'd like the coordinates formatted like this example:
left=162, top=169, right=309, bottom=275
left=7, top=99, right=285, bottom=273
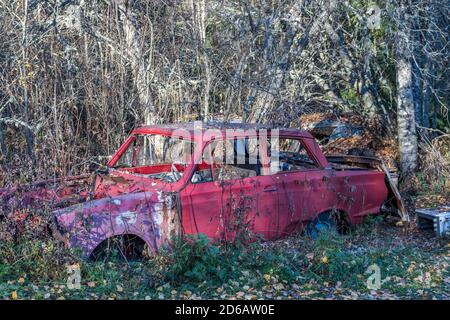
left=0, top=0, right=448, bottom=183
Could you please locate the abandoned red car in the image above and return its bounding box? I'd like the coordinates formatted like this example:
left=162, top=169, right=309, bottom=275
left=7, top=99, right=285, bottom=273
left=0, top=122, right=401, bottom=257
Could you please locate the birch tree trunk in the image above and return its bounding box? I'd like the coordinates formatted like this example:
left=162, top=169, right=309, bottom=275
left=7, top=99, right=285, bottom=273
left=396, top=2, right=418, bottom=173
left=118, top=0, right=154, bottom=125
left=198, top=1, right=210, bottom=121
left=186, top=0, right=210, bottom=121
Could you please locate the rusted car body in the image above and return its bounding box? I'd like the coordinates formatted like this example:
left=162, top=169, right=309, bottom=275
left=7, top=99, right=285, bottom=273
left=1, top=122, right=395, bottom=257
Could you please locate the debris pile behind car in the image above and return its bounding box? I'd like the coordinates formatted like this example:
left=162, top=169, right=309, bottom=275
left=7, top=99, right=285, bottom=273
left=297, top=112, right=408, bottom=221
left=298, top=112, right=399, bottom=171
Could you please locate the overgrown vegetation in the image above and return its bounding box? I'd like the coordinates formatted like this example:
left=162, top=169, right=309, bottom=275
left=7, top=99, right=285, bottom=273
left=0, top=0, right=449, bottom=301
left=1, top=217, right=448, bottom=300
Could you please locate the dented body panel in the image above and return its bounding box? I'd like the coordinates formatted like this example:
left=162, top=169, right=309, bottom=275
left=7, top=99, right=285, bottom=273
left=1, top=122, right=391, bottom=257
left=53, top=191, right=179, bottom=256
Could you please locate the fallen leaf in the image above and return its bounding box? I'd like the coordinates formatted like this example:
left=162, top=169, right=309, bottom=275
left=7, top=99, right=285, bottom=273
left=116, top=285, right=123, bottom=292
left=11, top=291, right=18, bottom=300
left=184, top=290, right=193, bottom=297
left=274, top=283, right=285, bottom=291
left=18, top=278, right=25, bottom=284
left=87, top=281, right=96, bottom=288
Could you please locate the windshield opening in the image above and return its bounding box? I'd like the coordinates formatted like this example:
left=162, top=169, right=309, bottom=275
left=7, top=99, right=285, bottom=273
left=113, top=134, right=195, bottom=182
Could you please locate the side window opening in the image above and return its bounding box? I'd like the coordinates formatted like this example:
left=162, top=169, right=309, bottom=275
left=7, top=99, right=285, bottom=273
left=269, top=138, right=318, bottom=174
left=191, top=137, right=266, bottom=183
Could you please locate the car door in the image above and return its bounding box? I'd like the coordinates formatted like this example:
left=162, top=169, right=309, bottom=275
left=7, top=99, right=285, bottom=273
left=180, top=137, right=280, bottom=242
left=269, top=137, right=334, bottom=237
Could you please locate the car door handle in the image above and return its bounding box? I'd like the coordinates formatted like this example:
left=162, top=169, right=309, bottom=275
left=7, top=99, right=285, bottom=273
left=263, top=186, right=277, bottom=192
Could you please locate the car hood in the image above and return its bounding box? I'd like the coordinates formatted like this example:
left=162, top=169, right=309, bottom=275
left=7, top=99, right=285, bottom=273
left=92, top=170, right=171, bottom=199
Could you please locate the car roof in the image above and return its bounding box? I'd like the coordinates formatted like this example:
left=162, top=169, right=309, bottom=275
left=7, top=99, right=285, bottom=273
left=132, top=121, right=314, bottom=141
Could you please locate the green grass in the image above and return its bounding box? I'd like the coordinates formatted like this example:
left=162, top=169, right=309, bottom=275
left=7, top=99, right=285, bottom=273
left=0, top=217, right=449, bottom=300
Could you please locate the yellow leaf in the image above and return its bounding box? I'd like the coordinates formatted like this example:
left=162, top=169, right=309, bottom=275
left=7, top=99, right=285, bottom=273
left=11, top=291, right=18, bottom=300
left=18, top=278, right=25, bottom=284
left=321, top=256, right=329, bottom=264
left=263, top=274, right=271, bottom=282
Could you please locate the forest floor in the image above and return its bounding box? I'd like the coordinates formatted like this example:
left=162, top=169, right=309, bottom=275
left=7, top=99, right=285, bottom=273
left=1, top=191, right=449, bottom=300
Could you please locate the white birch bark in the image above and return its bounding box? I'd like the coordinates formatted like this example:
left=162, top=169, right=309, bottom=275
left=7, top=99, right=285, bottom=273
left=187, top=0, right=210, bottom=121
left=118, top=0, right=154, bottom=125
left=396, top=3, right=418, bottom=173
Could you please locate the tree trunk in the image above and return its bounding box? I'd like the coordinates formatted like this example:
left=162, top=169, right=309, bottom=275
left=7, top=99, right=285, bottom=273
left=422, top=58, right=431, bottom=131
left=0, top=105, right=5, bottom=165
left=248, top=3, right=327, bottom=123
left=323, top=21, right=378, bottom=117
left=396, top=3, right=418, bottom=173
left=411, top=12, right=422, bottom=128
left=187, top=0, right=210, bottom=121
left=118, top=0, right=154, bottom=125
left=20, top=0, right=35, bottom=165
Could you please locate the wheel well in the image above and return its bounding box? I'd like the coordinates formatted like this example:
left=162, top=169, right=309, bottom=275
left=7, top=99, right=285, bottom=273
left=319, top=209, right=350, bottom=234
left=90, top=234, right=149, bottom=261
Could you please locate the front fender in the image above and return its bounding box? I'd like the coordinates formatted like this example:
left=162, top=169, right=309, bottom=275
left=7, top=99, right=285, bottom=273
left=53, top=191, right=180, bottom=257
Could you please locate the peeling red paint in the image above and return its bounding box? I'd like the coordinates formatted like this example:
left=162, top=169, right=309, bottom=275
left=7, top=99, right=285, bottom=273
left=1, top=122, right=392, bottom=257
